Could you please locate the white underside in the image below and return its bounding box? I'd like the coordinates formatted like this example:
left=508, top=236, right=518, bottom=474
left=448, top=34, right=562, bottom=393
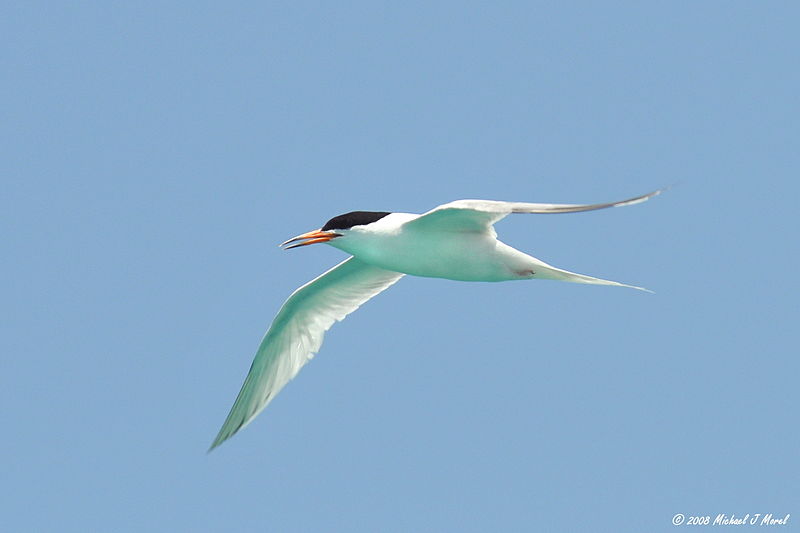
left=329, top=213, right=647, bottom=290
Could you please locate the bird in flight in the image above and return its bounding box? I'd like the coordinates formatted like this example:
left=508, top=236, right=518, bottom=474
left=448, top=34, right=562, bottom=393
left=209, top=189, right=662, bottom=450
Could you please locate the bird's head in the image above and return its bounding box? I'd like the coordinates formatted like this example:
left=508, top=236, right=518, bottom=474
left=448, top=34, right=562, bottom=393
left=280, top=211, right=392, bottom=250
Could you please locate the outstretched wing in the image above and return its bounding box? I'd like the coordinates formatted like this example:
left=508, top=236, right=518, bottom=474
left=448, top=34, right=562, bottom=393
left=210, top=257, right=404, bottom=450
left=404, top=189, right=664, bottom=232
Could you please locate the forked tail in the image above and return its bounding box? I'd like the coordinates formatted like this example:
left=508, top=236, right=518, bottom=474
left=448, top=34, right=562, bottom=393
left=530, top=259, right=652, bottom=293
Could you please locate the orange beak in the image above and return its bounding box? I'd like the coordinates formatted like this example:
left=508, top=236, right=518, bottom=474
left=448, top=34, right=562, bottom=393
left=280, top=229, right=341, bottom=250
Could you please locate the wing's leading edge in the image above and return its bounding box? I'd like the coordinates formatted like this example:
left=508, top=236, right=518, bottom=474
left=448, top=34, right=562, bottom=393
left=209, top=257, right=404, bottom=450
left=405, top=188, right=664, bottom=232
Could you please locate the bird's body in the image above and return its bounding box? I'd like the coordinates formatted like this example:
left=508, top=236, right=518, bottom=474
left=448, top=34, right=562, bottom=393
left=328, top=213, right=513, bottom=281
left=209, top=190, right=663, bottom=450
left=328, top=211, right=636, bottom=283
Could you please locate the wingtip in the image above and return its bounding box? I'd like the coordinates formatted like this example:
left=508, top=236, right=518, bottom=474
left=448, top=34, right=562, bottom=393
left=646, top=184, right=675, bottom=201
left=616, top=187, right=667, bottom=208
left=207, top=434, right=226, bottom=453
left=208, top=422, right=239, bottom=452
left=208, top=419, right=244, bottom=452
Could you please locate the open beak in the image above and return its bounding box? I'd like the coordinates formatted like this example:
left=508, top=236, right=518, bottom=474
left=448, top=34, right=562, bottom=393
left=280, top=229, right=341, bottom=250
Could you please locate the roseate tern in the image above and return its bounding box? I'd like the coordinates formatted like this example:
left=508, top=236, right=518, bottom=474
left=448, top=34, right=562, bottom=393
left=210, top=189, right=662, bottom=449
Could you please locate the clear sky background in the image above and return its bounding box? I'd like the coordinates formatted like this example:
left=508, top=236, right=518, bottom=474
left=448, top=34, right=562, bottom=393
left=3, top=2, right=798, bottom=532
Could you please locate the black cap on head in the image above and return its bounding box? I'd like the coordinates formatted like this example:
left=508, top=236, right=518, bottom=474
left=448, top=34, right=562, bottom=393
left=321, top=211, right=391, bottom=231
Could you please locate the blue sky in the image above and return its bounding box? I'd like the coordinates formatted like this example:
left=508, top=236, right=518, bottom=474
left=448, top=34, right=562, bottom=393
left=3, top=2, right=798, bottom=532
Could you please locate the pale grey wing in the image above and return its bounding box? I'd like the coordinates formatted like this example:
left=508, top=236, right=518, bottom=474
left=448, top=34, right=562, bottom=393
left=404, top=189, right=664, bottom=232
left=209, top=257, right=404, bottom=450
